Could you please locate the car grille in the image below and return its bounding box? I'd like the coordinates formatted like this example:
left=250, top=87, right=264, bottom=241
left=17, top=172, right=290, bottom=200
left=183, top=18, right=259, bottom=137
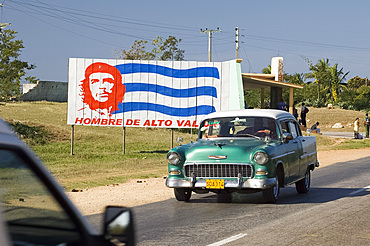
left=184, top=163, right=253, bottom=178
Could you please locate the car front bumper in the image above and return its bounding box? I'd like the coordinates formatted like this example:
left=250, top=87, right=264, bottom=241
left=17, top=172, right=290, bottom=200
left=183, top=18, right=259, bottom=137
left=166, top=177, right=276, bottom=190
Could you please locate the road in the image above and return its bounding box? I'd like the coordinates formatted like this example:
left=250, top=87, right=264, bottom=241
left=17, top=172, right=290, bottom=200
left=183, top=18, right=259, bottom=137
left=321, top=131, right=355, bottom=138
left=88, top=157, right=370, bottom=246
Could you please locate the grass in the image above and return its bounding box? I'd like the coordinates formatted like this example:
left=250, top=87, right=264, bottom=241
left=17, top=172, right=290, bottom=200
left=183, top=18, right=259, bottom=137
left=1, top=101, right=369, bottom=190
left=0, top=101, right=193, bottom=190
left=305, top=107, right=367, bottom=132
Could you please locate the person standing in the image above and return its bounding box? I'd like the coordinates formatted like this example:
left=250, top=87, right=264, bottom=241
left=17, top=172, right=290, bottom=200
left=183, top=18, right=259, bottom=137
left=354, top=118, right=360, bottom=139
left=365, top=113, right=369, bottom=138
left=300, top=103, right=309, bottom=127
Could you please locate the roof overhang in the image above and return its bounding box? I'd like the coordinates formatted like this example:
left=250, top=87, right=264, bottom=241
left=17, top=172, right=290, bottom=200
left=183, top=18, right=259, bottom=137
left=242, top=73, right=303, bottom=90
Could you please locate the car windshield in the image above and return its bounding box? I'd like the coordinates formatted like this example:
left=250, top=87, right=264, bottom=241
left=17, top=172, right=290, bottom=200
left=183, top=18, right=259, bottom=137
left=199, top=116, right=279, bottom=139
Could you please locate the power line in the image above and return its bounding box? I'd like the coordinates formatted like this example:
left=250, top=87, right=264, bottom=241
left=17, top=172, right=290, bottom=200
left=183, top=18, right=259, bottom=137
left=10, top=0, right=196, bottom=32
left=245, top=34, right=370, bottom=53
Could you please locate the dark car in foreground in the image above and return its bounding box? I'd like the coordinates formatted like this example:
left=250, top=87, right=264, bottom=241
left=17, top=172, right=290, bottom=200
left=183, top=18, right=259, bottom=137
left=166, top=109, right=319, bottom=203
left=0, top=118, right=135, bottom=245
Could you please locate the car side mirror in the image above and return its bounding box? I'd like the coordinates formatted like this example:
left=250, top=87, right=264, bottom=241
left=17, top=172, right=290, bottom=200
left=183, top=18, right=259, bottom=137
left=283, top=133, right=293, bottom=143
left=104, top=206, right=136, bottom=246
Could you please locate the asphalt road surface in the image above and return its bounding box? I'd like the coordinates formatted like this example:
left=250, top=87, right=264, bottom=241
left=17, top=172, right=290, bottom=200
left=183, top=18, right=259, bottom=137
left=88, top=157, right=370, bottom=246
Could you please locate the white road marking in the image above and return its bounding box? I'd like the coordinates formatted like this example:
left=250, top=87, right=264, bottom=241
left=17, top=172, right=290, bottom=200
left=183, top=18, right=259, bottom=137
left=349, top=185, right=370, bottom=196
left=207, top=233, right=247, bottom=246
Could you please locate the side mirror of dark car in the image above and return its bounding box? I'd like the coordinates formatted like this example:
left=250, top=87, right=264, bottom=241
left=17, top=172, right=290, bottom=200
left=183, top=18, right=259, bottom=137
left=283, top=133, right=293, bottom=143
left=104, top=206, right=136, bottom=246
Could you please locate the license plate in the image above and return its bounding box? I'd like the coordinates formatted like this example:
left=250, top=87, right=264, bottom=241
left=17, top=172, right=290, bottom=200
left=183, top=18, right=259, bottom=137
left=206, top=179, right=224, bottom=189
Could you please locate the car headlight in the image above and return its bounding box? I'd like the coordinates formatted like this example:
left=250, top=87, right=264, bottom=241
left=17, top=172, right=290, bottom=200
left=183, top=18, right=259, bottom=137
left=254, top=151, right=268, bottom=165
left=167, top=152, right=181, bottom=165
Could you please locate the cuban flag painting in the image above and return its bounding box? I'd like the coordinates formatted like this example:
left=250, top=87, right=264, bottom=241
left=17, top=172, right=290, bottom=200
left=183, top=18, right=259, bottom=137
left=67, top=58, right=244, bottom=128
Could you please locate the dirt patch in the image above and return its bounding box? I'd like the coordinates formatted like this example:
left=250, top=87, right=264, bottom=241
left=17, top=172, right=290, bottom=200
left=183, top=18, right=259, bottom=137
left=67, top=148, right=370, bottom=215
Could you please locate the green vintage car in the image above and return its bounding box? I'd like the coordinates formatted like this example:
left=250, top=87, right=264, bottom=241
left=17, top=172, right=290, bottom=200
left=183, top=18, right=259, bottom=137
left=166, top=109, right=319, bottom=203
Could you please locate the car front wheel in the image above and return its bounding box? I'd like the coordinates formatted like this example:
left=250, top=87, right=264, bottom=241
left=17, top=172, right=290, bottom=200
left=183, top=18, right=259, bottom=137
left=262, top=169, right=281, bottom=203
left=174, top=188, right=192, bottom=201
left=295, top=168, right=311, bottom=193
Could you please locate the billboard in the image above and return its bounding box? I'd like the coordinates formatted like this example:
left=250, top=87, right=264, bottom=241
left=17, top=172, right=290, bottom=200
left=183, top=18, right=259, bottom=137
left=67, top=58, right=244, bottom=128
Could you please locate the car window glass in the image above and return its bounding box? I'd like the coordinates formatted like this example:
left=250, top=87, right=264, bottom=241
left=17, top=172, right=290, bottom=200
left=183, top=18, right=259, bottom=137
left=199, top=117, right=278, bottom=139
left=289, top=121, right=298, bottom=138
left=294, top=121, right=302, bottom=136
left=0, top=149, right=81, bottom=245
left=280, top=121, right=290, bottom=134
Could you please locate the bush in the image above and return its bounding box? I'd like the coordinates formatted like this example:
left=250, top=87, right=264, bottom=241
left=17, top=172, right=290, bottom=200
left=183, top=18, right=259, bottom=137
left=8, top=121, right=50, bottom=145
left=302, top=98, right=325, bottom=108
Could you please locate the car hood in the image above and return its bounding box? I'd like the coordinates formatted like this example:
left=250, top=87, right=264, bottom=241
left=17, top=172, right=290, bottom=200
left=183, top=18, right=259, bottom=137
left=175, top=138, right=278, bottom=163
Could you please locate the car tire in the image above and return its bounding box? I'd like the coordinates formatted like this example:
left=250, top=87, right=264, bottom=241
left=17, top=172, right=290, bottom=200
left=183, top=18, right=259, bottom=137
left=174, top=188, right=192, bottom=202
left=295, top=168, right=311, bottom=193
left=262, top=168, right=281, bottom=203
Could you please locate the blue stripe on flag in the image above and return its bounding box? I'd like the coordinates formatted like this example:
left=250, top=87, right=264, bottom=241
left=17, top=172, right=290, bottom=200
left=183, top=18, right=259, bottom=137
left=124, top=83, right=217, bottom=98
left=113, top=102, right=215, bottom=117
left=115, top=63, right=220, bottom=79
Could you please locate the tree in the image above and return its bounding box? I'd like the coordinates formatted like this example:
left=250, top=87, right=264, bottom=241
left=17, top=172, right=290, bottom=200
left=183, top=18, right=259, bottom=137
left=347, top=76, right=368, bottom=90
left=115, top=40, right=154, bottom=60
left=353, top=86, right=370, bottom=111
left=305, top=59, right=349, bottom=105
left=304, top=58, right=350, bottom=106
left=340, top=76, right=370, bottom=110
left=284, top=72, right=307, bottom=104
left=305, top=58, right=331, bottom=105
left=0, top=29, right=36, bottom=101
left=329, top=63, right=349, bottom=102
left=151, top=36, right=184, bottom=61
left=116, top=36, right=184, bottom=61
left=262, top=65, right=271, bottom=74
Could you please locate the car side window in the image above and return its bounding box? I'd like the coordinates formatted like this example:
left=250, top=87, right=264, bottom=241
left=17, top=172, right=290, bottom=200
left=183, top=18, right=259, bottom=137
left=288, top=121, right=298, bottom=138
left=280, top=121, right=290, bottom=134
left=294, top=121, right=302, bottom=136
left=0, top=149, right=81, bottom=245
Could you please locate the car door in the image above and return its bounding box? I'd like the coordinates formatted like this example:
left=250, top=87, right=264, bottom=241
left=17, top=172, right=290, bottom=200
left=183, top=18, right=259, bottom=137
left=294, top=121, right=310, bottom=176
left=280, top=120, right=301, bottom=183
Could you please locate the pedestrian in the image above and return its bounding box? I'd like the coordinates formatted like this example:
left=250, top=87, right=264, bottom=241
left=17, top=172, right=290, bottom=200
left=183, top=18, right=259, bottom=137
left=354, top=117, right=360, bottom=139
left=278, top=99, right=287, bottom=111
left=310, top=122, right=320, bottom=133
left=300, top=103, right=309, bottom=128
left=365, top=113, right=369, bottom=138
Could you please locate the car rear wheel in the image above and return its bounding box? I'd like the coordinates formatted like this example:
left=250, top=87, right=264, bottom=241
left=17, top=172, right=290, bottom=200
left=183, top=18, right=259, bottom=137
left=262, top=168, right=281, bottom=203
left=295, top=168, right=311, bottom=193
left=174, top=188, right=192, bottom=201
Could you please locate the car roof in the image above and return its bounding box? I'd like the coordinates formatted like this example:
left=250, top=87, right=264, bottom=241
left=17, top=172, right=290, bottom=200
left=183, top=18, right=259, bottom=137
left=205, top=109, right=295, bottom=120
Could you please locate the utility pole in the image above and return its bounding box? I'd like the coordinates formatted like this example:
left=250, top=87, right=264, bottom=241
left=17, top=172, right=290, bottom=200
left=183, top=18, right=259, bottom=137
left=235, top=27, right=239, bottom=59
left=200, top=27, right=221, bottom=62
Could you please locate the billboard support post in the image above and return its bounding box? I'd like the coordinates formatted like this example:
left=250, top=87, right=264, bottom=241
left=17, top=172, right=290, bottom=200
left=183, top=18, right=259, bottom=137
left=171, top=128, right=174, bottom=149
left=71, top=125, right=74, bottom=155
left=123, top=127, right=126, bottom=154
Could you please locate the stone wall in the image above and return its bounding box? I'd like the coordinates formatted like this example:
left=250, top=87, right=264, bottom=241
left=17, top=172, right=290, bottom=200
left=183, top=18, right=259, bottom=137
left=20, top=81, right=68, bottom=102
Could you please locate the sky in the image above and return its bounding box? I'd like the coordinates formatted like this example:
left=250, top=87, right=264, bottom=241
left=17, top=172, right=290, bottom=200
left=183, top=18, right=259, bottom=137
left=3, top=0, right=370, bottom=83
